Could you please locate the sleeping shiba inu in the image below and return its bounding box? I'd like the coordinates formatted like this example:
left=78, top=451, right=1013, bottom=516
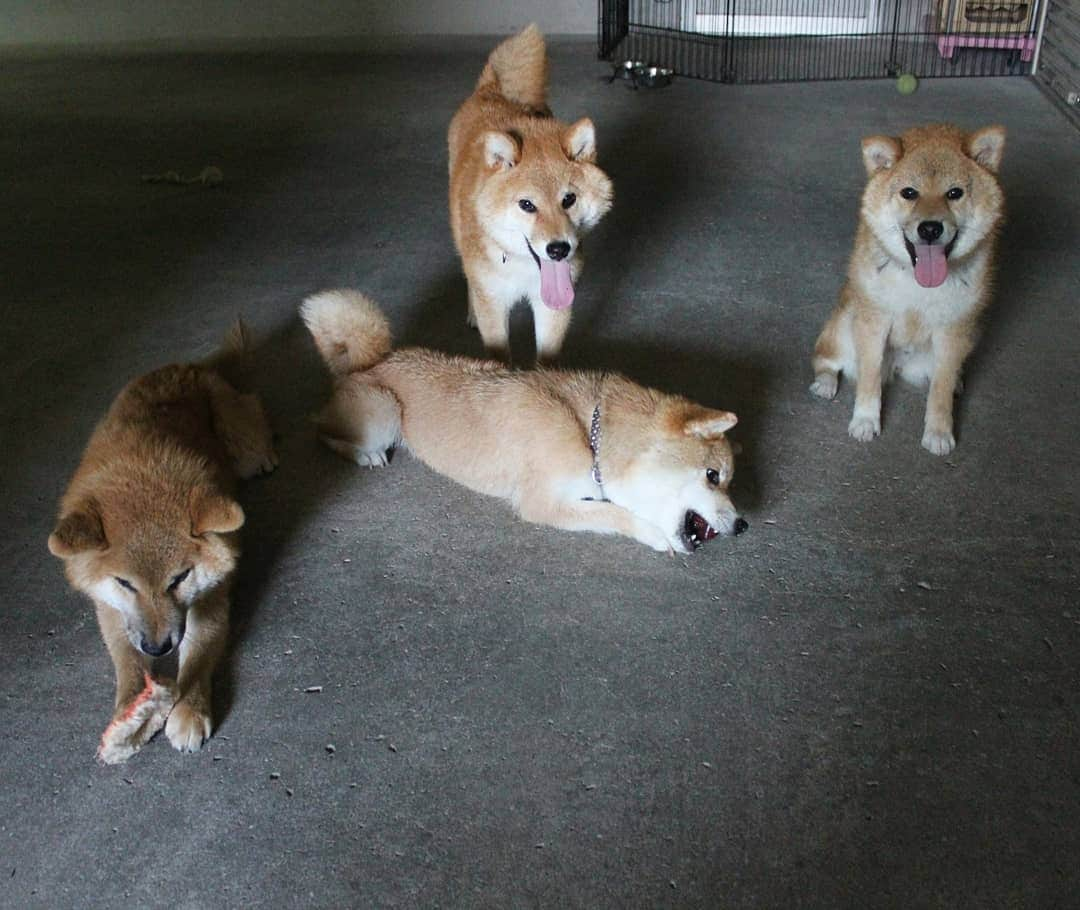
left=302, top=289, right=747, bottom=554
left=47, top=330, right=277, bottom=763
left=448, top=24, right=613, bottom=362
left=811, top=123, right=1006, bottom=455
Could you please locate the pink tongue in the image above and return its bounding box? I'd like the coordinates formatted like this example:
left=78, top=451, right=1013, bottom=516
left=913, top=243, right=948, bottom=288
left=539, top=258, right=575, bottom=310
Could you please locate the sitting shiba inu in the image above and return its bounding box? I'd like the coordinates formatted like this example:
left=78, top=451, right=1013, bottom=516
left=47, top=328, right=277, bottom=763
left=448, top=24, right=613, bottom=362
left=302, top=289, right=747, bottom=554
left=810, top=123, right=1006, bottom=455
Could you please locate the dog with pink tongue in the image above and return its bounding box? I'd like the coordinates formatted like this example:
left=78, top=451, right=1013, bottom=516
left=448, top=25, right=612, bottom=363
left=810, top=123, right=1006, bottom=455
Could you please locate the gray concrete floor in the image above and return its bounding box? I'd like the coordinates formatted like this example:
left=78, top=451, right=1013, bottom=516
left=2, top=36, right=1078, bottom=909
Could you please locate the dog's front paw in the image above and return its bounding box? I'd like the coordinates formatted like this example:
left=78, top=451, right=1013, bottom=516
left=633, top=521, right=675, bottom=555
left=165, top=701, right=213, bottom=754
left=848, top=415, right=880, bottom=442
left=809, top=372, right=838, bottom=400
left=97, top=679, right=174, bottom=764
left=922, top=428, right=955, bottom=456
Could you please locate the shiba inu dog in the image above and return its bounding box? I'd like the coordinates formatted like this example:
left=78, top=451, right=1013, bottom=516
left=302, top=289, right=747, bottom=554
left=448, top=24, right=613, bottom=362
left=810, top=123, right=1006, bottom=454
left=47, top=330, right=277, bottom=763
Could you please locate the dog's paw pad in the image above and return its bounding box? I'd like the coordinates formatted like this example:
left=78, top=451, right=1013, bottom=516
left=922, top=429, right=955, bottom=456
left=809, top=374, right=838, bottom=400
left=165, top=703, right=212, bottom=754
left=848, top=416, right=880, bottom=442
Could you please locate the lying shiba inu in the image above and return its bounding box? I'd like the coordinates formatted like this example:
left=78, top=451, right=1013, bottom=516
left=810, top=123, right=1006, bottom=455
left=448, top=24, right=613, bottom=362
left=47, top=328, right=277, bottom=763
left=302, top=289, right=747, bottom=553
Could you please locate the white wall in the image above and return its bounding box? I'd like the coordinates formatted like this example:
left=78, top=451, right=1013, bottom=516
left=0, top=1, right=596, bottom=45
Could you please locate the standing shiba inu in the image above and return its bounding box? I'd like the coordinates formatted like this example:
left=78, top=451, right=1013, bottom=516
left=302, top=289, right=747, bottom=554
left=47, top=329, right=277, bottom=763
left=810, top=123, right=1006, bottom=454
left=448, top=24, right=613, bottom=362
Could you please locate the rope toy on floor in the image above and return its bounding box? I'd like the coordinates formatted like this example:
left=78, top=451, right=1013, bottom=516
left=141, top=165, right=224, bottom=187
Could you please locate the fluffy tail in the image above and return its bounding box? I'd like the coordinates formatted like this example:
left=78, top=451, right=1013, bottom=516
left=475, top=24, right=548, bottom=110
left=204, top=318, right=256, bottom=390
left=300, top=289, right=392, bottom=378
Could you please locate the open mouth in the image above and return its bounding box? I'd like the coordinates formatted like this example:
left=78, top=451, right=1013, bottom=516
left=903, top=233, right=957, bottom=289
left=524, top=235, right=575, bottom=311
left=682, top=510, right=718, bottom=551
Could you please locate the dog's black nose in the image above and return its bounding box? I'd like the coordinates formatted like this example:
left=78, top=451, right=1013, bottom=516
left=917, top=221, right=944, bottom=243
left=546, top=240, right=571, bottom=261
left=733, top=517, right=749, bottom=536
left=140, top=635, right=174, bottom=657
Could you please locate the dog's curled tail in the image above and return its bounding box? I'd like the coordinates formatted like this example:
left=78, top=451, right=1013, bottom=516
left=300, top=289, right=392, bottom=378
left=476, top=23, right=548, bottom=110
left=203, top=317, right=257, bottom=390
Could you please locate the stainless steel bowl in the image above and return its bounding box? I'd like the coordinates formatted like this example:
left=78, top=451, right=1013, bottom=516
left=610, top=60, right=673, bottom=89
left=612, top=59, right=647, bottom=82
left=635, top=65, right=673, bottom=88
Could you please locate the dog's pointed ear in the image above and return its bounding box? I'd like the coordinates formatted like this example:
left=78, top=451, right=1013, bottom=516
left=563, top=118, right=596, bottom=162
left=861, top=135, right=902, bottom=175
left=671, top=403, right=738, bottom=439
left=48, top=501, right=107, bottom=557
left=483, top=131, right=520, bottom=171
left=967, top=125, right=1005, bottom=173
left=190, top=488, right=244, bottom=536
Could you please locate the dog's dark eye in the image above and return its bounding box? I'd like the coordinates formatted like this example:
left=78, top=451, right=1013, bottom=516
left=168, top=568, right=191, bottom=592
left=115, top=577, right=136, bottom=593
left=946, top=187, right=964, bottom=200
left=900, top=187, right=919, bottom=200
left=519, top=199, right=537, bottom=213
left=561, top=192, right=576, bottom=209
left=706, top=468, right=721, bottom=486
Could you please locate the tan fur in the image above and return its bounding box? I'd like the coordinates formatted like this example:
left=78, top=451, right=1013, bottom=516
left=48, top=341, right=277, bottom=763
left=448, top=24, right=613, bottom=362
left=302, top=290, right=746, bottom=554
left=811, top=123, right=1006, bottom=455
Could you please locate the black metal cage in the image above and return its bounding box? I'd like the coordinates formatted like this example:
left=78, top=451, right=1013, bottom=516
left=598, top=0, right=1042, bottom=83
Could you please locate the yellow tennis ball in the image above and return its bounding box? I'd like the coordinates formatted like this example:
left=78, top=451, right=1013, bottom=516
left=897, top=73, right=918, bottom=95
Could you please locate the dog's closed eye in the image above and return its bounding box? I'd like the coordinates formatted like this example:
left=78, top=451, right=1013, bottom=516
left=167, top=568, right=191, bottom=592
left=115, top=577, right=137, bottom=593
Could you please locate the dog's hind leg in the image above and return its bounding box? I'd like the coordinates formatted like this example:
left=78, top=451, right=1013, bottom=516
left=205, top=373, right=278, bottom=479
left=518, top=491, right=673, bottom=553
left=811, top=295, right=855, bottom=400
left=314, top=376, right=401, bottom=468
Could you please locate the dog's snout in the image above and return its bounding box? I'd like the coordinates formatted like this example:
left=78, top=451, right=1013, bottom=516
left=140, top=634, right=174, bottom=658
left=733, top=517, right=749, bottom=536
left=917, top=221, right=944, bottom=243
left=546, top=240, right=571, bottom=261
